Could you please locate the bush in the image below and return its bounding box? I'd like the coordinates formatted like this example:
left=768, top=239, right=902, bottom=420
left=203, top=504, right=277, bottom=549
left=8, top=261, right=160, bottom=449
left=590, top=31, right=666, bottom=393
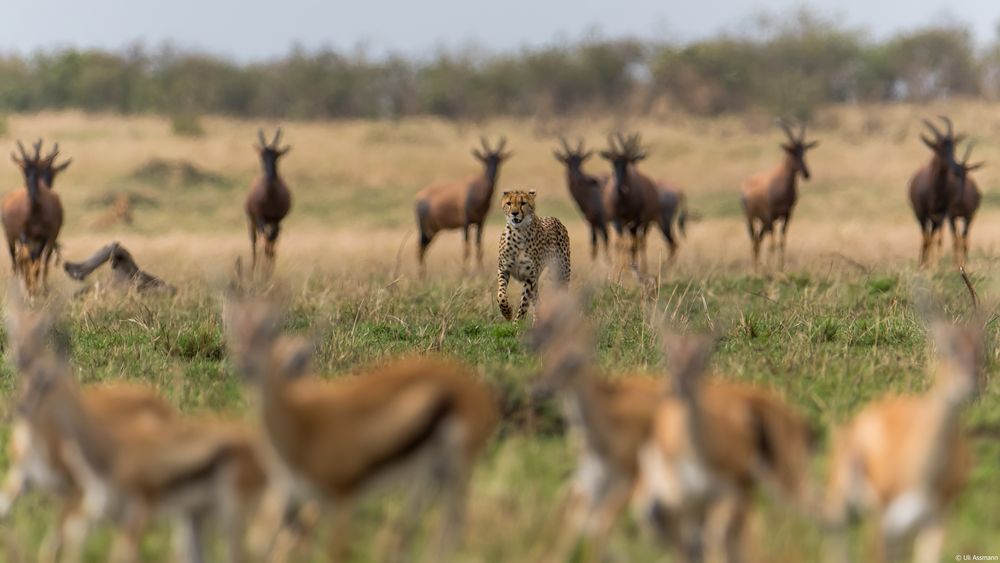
left=170, top=112, right=204, bottom=137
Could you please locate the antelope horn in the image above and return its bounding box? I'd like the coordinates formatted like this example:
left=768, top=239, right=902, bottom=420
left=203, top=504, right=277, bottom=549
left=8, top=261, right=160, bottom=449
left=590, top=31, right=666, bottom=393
left=922, top=118, right=943, bottom=140
left=615, top=132, right=629, bottom=153
left=496, top=137, right=507, bottom=153
left=938, top=115, right=953, bottom=138
left=32, top=139, right=42, bottom=160
left=777, top=119, right=797, bottom=143
left=271, top=128, right=282, bottom=148
left=480, top=136, right=492, bottom=153
left=16, top=141, right=29, bottom=161
left=257, top=129, right=267, bottom=147
left=798, top=121, right=806, bottom=142
left=962, top=140, right=974, bottom=165
left=607, top=133, right=620, bottom=154
left=45, top=142, right=60, bottom=162
left=558, top=136, right=572, bottom=154
left=577, top=137, right=585, bottom=153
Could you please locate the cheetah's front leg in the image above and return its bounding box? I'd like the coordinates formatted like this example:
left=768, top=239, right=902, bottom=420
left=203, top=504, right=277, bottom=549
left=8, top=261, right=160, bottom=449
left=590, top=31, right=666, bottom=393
left=516, top=274, right=537, bottom=321
left=497, top=270, right=513, bottom=321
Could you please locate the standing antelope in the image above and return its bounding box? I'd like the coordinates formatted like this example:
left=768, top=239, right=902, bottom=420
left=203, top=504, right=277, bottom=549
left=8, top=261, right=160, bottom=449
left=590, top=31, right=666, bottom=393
left=554, top=137, right=610, bottom=260
left=740, top=120, right=818, bottom=271
left=225, top=300, right=498, bottom=562
left=246, top=128, right=292, bottom=276
left=946, top=141, right=983, bottom=268
left=824, top=320, right=981, bottom=563
left=2, top=298, right=267, bottom=563
left=632, top=334, right=815, bottom=563
left=527, top=290, right=663, bottom=562
left=414, top=137, right=511, bottom=274
left=1, top=301, right=177, bottom=563
left=3, top=140, right=66, bottom=293
left=908, top=117, right=962, bottom=268
left=600, top=133, right=686, bottom=274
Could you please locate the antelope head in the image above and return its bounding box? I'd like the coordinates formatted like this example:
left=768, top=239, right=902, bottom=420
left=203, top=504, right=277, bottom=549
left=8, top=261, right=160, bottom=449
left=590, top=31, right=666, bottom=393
left=10, top=140, right=49, bottom=197
left=599, top=132, right=646, bottom=195
left=255, top=128, right=291, bottom=182
left=471, top=136, right=512, bottom=184
left=39, top=143, right=72, bottom=189
left=777, top=120, right=819, bottom=181
left=920, top=115, right=964, bottom=173
left=553, top=136, right=594, bottom=177
left=951, top=140, right=985, bottom=195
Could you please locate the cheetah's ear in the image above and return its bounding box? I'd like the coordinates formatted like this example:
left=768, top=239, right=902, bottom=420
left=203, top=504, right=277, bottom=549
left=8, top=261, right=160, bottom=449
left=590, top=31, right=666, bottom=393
left=528, top=190, right=537, bottom=201
left=502, top=191, right=511, bottom=197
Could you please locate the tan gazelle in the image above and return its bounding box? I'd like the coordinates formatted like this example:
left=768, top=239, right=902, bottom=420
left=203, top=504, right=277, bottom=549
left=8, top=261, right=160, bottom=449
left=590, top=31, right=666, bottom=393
left=526, top=290, right=663, bottom=562
left=224, top=299, right=498, bottom=562
left=1, top=298, right=176, bottom=563
left=632, top=333, right=815, bottom=563
left=3, top=299, right=266, bottom=563
left=824, top=320, right=982, bottom=563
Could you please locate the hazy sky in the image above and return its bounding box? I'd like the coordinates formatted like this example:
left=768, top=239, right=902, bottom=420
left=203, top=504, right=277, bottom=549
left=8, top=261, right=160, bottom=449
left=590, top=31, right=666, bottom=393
left=2, top=0, right=999, bottom=61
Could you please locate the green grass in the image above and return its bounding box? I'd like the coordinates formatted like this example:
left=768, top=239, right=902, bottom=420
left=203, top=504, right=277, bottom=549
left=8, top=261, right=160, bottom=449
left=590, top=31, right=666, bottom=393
left=1, top=264, right=997, bottom=562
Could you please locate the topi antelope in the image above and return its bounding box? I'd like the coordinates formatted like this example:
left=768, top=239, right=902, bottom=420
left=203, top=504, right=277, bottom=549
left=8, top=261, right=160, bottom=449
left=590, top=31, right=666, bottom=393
left=414, top=136, right=511, bottom=274
left=908, top=116, right=963, bottom=268
left=740, top=120, right=818, bottom=271
left=632, top=333, right=816, bottom=563
left=246, top=128, right=292, bottom=276
left=824, top=320, right=981, bottom=563
left=225, top=300, right=498, bottom=562
left=600, top=133, right=687, bottom=274
left=946, top=141, right=983, bottom=268
left=1, top=300, right=177, bottom=563
left=554, top=137, right=610, bottom=260
left=3, top=140, right=66, bottom=293
left=2, top=297, right=267, bottom=563
left=526, top=290, right=662, bottom=562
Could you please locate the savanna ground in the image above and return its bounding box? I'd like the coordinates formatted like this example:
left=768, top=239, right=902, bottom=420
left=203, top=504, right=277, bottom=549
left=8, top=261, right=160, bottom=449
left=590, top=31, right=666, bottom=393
left=1, top=103, right=999, bottom=561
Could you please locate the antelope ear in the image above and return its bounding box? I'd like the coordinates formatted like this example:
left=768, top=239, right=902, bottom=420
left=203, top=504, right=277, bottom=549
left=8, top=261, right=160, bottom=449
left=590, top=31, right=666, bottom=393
left=804, top=140, right=820, bottom=150
left=780, top=143, right=794, bottom=152
left=967, top=162, right=986, bottom=172
left=581, top=150, right=593, bottom=161
left=553, top=151, right=566, bottom=163
left=54, top=159, right=72, bottom=173
left=599, top=150, right=613, bottom=161
left=278, top=146, right=292, bottom=156
left=471, top=149, right=486, bottom=162
left=920, top=135, right=935, bottom=150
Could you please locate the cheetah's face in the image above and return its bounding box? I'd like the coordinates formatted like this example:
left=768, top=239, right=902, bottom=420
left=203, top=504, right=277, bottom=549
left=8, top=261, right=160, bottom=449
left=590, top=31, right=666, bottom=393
left=501, top=190, right=537, bottom=227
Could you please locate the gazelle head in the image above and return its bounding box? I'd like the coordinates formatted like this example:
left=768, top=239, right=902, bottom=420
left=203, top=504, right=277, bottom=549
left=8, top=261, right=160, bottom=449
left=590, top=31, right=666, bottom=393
left=471, top=136, right=512, bottom=184
left=526, top=289, right=592, bottom=399
left=931, top=320, right=985, bottom=406
left=553, top=137, right=594, bottom=176
left=255, top=128, right=291, bottom=181
left=951, top=140, right=985, bottom=195
left=662, top=332, right=715, bottom=399
left=599, top=132, right=646, bottom=195
left=777, top=119, right=819, bottom=181
left=225, top=299, right=312, bottom=387
left=920, top=115, right=963, bottom=173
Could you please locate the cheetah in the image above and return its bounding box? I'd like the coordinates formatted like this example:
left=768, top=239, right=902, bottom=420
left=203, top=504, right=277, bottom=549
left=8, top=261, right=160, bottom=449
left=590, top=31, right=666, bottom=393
left=496, top=190, right=571, bottom=321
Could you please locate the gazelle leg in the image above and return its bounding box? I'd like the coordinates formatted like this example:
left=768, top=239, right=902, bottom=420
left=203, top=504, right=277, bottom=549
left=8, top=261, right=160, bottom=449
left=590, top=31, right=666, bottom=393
left=912, top=516, right=945, bottom=563
left=173, top=511, right=207, bottom=563
left=326, top=501, right=355, bottom=563
left=580, top=481, right=631, bottom=563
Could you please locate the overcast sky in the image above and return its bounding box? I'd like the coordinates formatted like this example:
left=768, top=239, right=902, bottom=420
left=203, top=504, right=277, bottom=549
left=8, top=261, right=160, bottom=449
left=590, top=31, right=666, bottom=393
left=2, top=0, right=998, bottom=61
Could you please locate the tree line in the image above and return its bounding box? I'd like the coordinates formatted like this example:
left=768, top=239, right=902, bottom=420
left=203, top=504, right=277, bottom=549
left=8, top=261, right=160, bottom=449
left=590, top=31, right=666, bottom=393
left=2, top=10, right=1000, bottom=120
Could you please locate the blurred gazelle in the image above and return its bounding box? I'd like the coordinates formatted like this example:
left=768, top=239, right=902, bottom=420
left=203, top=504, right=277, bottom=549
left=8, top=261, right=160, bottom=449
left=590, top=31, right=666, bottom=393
left=824, top=320, right=982, bottom=563
left=1, top=302, right=176, bottom=563
left=631, top=333, right=815, bottom=562
left=225, top=300, right=498, bottom=561
left=3, top=297, right=266, bottom=563
left=526, top=290, right=663, bottom=561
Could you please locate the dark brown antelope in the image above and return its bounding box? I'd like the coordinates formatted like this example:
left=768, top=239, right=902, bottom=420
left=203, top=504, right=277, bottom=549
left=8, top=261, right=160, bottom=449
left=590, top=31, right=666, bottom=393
left=946, top=141, right=983, bottom=267
left=246, top=128, right=292, bottom=275
left=414, top=137, right=511, bottom=274
left=3, top=140, right=65, bottom=293
left=740, top=120, right=818, bottom=271
left=908, top=116, right=962, bottom=268
left=554, top=137, right=610, bottom=260
left=599, top=133, right=686, bottom=273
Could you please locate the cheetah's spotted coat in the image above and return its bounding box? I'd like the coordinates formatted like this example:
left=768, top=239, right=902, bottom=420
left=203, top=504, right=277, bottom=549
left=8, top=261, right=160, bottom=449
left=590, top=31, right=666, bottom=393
left=496, top=190, right=571, bottom=321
